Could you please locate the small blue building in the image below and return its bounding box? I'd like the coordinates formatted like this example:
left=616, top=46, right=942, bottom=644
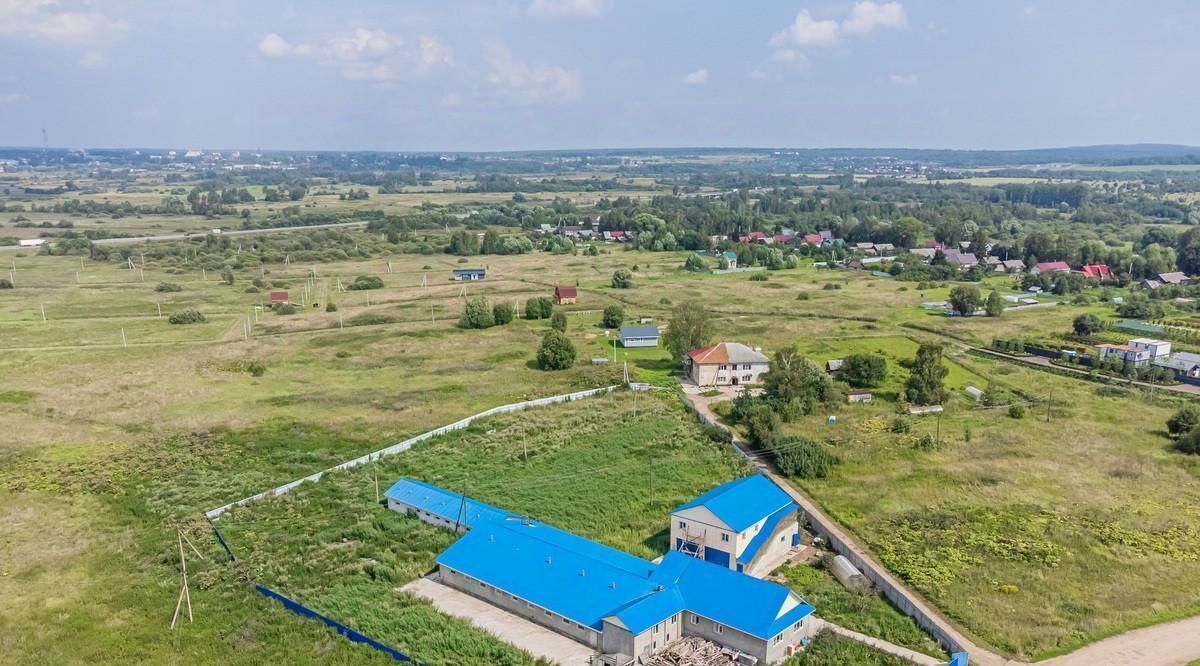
left=453, top=268, right=486, bottom=281
left=619, top=325, right=660, bottom=348
left=385, top=477, right=817, bottom=664
left=670, top=474, right=801, bottom=577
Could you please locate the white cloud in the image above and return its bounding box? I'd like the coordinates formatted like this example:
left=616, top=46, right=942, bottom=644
left=527, top=0, right=606, bottom=17
left=257, top=32, right=296, bottom=57
left=889, top=72, right=918, bottom=86
left=681, top=68, right=708, bottom=85
left=768, top=1, right=906, bottom=61
left=0, top=92, right=26, bottom=105
left=485, top=43, right=580, bottom=102
left=258, top=28, right=453, bottom=83
left=0, top=0, right=127, bottom=44
left=769, top=10, right=840, bottom=49
left=842, top=1, right=907, bottom=35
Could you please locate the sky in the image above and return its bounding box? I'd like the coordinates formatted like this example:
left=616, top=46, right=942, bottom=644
left=1, top=0, right=1199, bottom=152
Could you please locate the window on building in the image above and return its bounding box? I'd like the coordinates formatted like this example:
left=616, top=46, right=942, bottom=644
left=721, top=533, right=730, bottom=542
left=690, top=614, right=699, bottom=624
left=479, top=581, right=486, bottom=588
left=562, top=618, right=570, bottom=625
left=670, top=615, right=677, bottom=624
left=773, top=635, right=782, bottom=645
left=792, top=621, right=801, bottom=631
left=742, top=374, right=751, bottom=381
left=743, top=364, right=751, bottom=370
left=718, top=364, right=727, bottom=370
left=715, top=624, right=724, bottom=634
left=678, top=520, right=686, bottom=530
left=655, top=623, right=661, bottom=632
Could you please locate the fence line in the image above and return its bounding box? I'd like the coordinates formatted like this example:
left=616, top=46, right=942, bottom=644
left=205, top=385, right=618, bottom=518
left=255, top=585, right=420, bottom=663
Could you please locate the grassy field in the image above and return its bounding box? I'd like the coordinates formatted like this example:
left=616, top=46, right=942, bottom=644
left=5, top=235, right=1200, bottom=663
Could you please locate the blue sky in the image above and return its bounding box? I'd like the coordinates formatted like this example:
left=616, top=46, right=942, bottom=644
left=2, top=0, right=1198, bottom=151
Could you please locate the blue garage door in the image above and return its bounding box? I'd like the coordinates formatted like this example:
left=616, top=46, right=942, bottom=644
left=703, top=546, right=730, bottom=568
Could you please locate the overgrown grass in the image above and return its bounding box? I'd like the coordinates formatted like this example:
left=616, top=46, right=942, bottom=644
left=215, top=392, right=749, bottom=664
left=775, top=564, right=945, bottom=659
left=784, top=630, right=914, bottom=666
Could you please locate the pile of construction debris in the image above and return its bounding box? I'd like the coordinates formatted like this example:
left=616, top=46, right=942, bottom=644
left=643, top=637, right=757, bottom=666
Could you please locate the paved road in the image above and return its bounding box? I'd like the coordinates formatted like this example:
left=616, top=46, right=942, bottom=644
left=90, top=221, right=369, bottom=245
left=974, top=347, right=1200, bottom=396
left=403, top=576, right=594, bottom=666
left=680, top=383, right=1200, bottom=666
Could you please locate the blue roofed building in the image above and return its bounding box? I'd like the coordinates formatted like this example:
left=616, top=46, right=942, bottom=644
left=388, top=478, right=817, bottom=664
left=619, top=325, right=660, bottom=348
left=452, top=268, right=486, bottom=281
left=670, top=474, right=802, bottom=578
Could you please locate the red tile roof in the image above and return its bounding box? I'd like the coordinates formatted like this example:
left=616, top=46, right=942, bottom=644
left=554, top=286, right=577, bottom=299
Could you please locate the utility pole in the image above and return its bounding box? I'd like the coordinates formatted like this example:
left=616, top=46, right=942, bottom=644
left=40, top=304, right=46, bottom=323
left=374, top=464, right=380, bottom=503
left=935, top=411, right=942, bottom=447
left=157, top=303, right=162, bottom=318
left=1046, top=390, right=1053, bottom=423
left=453, top=477, right=469, bottom=533
left=121, top=328, right=127, bottom=348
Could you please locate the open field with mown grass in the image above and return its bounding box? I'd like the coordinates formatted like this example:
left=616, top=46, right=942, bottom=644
left=4, top=238, right=1200, bottom=663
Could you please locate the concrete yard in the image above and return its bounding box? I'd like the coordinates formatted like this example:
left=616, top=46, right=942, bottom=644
left=402, top=576, right=595, bottom=666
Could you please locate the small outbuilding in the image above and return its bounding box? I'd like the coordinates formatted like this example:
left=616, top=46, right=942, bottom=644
left=847, top=390, right=873, bottom=403
left=619, top=325, right=660, bottom=348
left=826, top=359, right=844, bottom=373
left=452, top=268, right=486, bottom=281
left=553, top=285, right=577, bottom=305
left=269, top=291, right=290, bottom=304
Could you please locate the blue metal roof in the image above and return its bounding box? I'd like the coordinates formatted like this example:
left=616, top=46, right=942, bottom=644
left=435, top=519, right=662, bottom=631
left=384, top=479, right=515, bottom=529
left=614, top=551, right=814, bottom=638
left=737, top=504, right=796, bottom=565
left=453, top=268, right=486, bottom=275
left=619, top=326, right=660, bottom=338
left=672, top=474, right=798, bottom=533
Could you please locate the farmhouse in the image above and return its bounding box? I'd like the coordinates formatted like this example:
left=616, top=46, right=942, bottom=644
left=741, top=231, right=771, bottom=244
left=670, top=474, right=801, bottom=578
left=720, top=251, right=738, bottom=269
left=619, top=325, right=660, bottom=348
left=453, top=268, right=486, bottom=281
left=1002, top=259, right=1027, bottom=272
left=1094, top=340, right=1169, bottom=367
left=554, top=286, right=578, bottom=305
left=1129, top=338, right=1171, bottom=358
left=942, top=249, right=978, bottom=268
left=1157, top=271, right=1189, bottom=286
left=269, top=291, right=289, bottom=304
left=684, top=342, right=770, bottom=387
left=1032, top=261, right=1071, bottom=274
left=386, top=478, right=818, bottom=665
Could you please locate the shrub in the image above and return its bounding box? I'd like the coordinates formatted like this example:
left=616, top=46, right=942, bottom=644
left=773, top=439, right=839, bottom=479
left=749, top=272, right=768, bottom=282
left=493, top=302, right=515, bottom=325
left=271, top=280, right=288, bottom=288
left=155, top=282, right=183, bottom=292
left=611, top=268, right=633, bottom=289
left=822, top=283, right=842, bottom=290
left=537, top=330, right=576, bottom=370
left=683, top=254, right=707, bottom=272
left=221, top=268, right=235, bottom=285
left=702, top=424, right=732, bottom=444
left=524, top=296, right=553, bottom=320
left=346, top=313, right=396, bottom=326
left=348, top=275, right=384, bottom=290
left=890, top=417, right=911, bottom=433
left=458, top=297, right=495, bottom=329
left=914, top=433, right=938, bottom=451
left=1167, top=405, right=1200, bottom=436
left=1008, top=404, right=1027, bottom=419
left=168, top=309, right=206, bottom=325
left=551, top=310, right=568, bottom=332
left=1073, top=313, right=1103, bottom=336
left=1176, top=428, right=1200, bottom=455
left=0, top=278, right=11, bottom=289
left=276, top=303, right=297, bottom=315
left=796, top=291, right=811, bottom=300
left=601, top=304, right=624, bottom=329
left=243, top=286, right=259, bottom=293
left=744, top=402, right=781, bottom=450
left=325, top=302, right=338, bottom=312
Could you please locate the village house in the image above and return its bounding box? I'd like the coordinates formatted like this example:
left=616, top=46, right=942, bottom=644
left=386, top=478, right=818, bottom=665
left=268, top=291, right=289, bottom=304
left=684, top=342, right=770, bottom=386
left=1096, top=338, right=1170, bottom=367
left=619, top=325, right=660, bottom=348
left=942, top=249, right=978, bottom=268
left=670, top=474, right=801, bottom=578
left=1002, top=259, right=1027, bottom=273
left=1079, top=264, right=1113, bottom=281
left=1143, top=271, right=1191, bottom=290
left=1155, top=351, right=1200, bottom=378
left=909, top=247, right=938, bottom=262
left=741, top=231, right=771, bottom=244
left=553, top=286, right=577, bottom=305
left=719, top=251, right=738, bottom=269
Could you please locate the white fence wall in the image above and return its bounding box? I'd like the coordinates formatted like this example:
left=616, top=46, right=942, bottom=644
left=206, top=385, right=618, bottom=519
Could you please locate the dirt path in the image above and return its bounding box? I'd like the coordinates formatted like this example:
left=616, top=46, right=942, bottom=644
left=679, top=384, right=1200, bottom=666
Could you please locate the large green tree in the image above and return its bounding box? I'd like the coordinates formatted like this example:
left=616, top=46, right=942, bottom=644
left=663, top=301, right=714, bottom=360
left=841, top=353, right=887, bottom=388
left=458, top=296, right=494, bottom=329
left=985, top=290, right=1004, bottom=317
left=762, top=348, right=836, bottom=417
left=948, top=284, right=982, bottom=316
left=905, top=344, right=949, bottom=405
left=601, top=304, right=624, bottom=329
